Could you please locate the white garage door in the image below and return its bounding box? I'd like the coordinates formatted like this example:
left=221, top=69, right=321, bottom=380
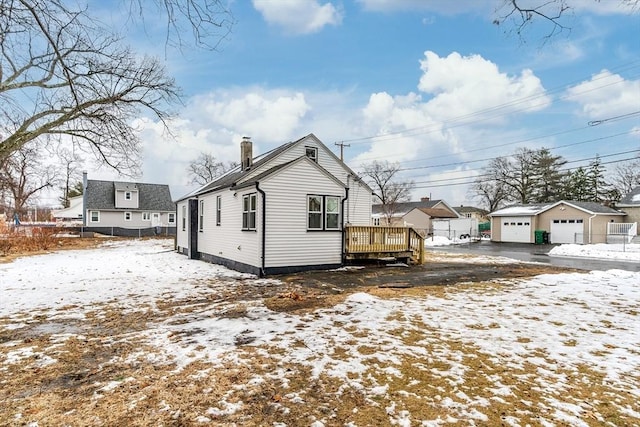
left=500, top=217, right=532, bottom=243
left=550, top=219, right=584, bottom=244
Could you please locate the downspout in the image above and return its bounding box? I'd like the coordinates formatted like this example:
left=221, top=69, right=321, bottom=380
left=82, top=171, right=88, bottom=227
left=588, top=213, right=597, bottom=244
left=341, top=187, right=349, bottom=265
left=256, top=182, right=266, bottom=277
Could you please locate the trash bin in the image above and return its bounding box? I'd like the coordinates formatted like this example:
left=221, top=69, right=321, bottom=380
left=534, top=230, right=544, bottom=244
left=543, top=231, right=550, bottom=244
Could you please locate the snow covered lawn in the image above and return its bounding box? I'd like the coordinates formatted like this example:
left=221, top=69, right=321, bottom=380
left=1, top=238, right=639, bottom=426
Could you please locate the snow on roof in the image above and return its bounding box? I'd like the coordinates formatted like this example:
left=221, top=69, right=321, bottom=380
left=490, top=204, right=550, bottom=216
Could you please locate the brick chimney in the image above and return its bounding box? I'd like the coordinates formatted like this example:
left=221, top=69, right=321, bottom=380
left=420, top=196, right=430, bottom=202
left=240, top=136, right=253, bottom=171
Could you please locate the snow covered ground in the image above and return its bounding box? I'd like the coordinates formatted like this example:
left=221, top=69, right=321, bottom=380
left=1, top=238, right=639, bottom=426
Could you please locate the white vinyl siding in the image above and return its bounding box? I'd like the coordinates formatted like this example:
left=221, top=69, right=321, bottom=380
left=114, top=190, right=139, bottom=209
left=87, top=210, right=174, bottom=228
left=261, top=159, right=344, bottom=268
left=196, top=190, right=261, bottom=268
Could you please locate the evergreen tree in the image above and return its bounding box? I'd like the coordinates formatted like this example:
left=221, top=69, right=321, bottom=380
left=531, top=148, right=568, bottom=202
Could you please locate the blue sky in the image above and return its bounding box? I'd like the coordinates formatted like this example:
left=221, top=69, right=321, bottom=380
left=90, top=0, right=640, bottom=207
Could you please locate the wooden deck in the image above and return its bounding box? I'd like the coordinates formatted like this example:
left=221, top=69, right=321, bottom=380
left=344, top=225, right=424, bottom=264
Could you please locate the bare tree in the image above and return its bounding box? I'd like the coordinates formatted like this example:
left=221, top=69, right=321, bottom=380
left=188, top=152, right=238, bottom=185
left=471, top=177, right=508, bottom=213
left=494, top=0, right=639, bottom=42
left=0, top=0, right=233, bottom=171
left=610, top=157, right=640, bottom=196
left=362, top=161, right=414, bottom=225
left=57, top=148, right=83, bottom=208
left=0, top=144, right=58, bottom=216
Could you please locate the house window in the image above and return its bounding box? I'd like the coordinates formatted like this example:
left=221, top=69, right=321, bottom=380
left=181, top=205, right=186, bottom=231
left=242, top=194, right=256, bottom=230
left=142, top=212, right=151, bottom=221
left=90, top=211, right=100, bottom=223
left=216, top=196, right=221, bottom=226
left=168, top=213, right=175, bottom=224
left=464, top=213, right=472, bottom=218
left=125, top=191, right=131, bottom=200
left=325, top=196, right=340, bottom=230
left=308, top=195, right=323, bottom=230
left=199, top=200, right=204, bottom=232
left=308, top=195, right=341, bottom=230
left=373, top=217, right=380, bottom=226
left=305, top=146, right=318, bottom=163
left=124, top=212, right=132, bottom=221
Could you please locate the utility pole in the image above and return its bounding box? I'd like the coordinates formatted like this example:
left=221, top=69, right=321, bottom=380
left=335, top=141, right=350, bottom=162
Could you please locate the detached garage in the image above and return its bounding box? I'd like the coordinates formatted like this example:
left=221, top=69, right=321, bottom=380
left=490, top=201, right=626, bottom=244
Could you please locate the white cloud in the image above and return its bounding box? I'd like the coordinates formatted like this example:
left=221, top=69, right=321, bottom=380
left=418, top=51, right=551, bottom=122
left=565, top=70, right=640, bottom=119
left=252, top=0, right=344, bottom=34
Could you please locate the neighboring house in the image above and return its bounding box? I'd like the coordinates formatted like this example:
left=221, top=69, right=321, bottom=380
left=83, top=173, right=176, bottom=230
left=489, top=201, right=626, bottom=244
left=453, top=206, right=489, bottom=222
left=371, top=198, right=460, bottom=235
left=175, top=134, right=373, bottom=276
left=52, top=195, right=83, bottom=226
left=616, top=185, right=640, bottom=235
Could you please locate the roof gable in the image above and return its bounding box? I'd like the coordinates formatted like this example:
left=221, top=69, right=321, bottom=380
left=183, top=133, right=369, bottom=200
left=235, top=156, right=345, bottom=190
left=618, top=185, right=640, bottom=206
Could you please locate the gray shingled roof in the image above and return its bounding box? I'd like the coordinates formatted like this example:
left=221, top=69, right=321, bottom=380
left=372, top=200, right=443, bottom=215
left=618, top=186, right=640, bottom=206
left=86, top=180, right=174, bottom=211
left=566, top=201, right=625, bottom=214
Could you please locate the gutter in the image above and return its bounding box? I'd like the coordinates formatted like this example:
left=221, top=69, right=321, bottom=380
left=341, top=187, right=349, bottom=265
left=256, top=182, right=266, bottom=277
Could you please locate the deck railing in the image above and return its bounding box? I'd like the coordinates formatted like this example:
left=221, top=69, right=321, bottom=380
left=345, top=225, right=424, bottom=264
left=607, top=222, right=637, bottom=243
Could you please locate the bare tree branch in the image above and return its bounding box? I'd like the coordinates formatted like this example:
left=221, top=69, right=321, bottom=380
left=188, top=152, right=237, bottom=185
left=362, top=161, right=414, bottom=225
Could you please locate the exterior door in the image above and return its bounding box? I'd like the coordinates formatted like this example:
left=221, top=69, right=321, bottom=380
left=500, top=216, right=532, bottom=243
left=151, top=213, right=161, bottom=227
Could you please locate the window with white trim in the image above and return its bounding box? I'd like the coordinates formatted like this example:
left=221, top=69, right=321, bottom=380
left=90, top=211, right=100, bottom=223
left=181, top=205, right=186, bottom=231
left=199, top=200, right=204, bottom=231
left=216, top=196, right=221, bottom=226
left=124, top=212, right=132, bottom=221
left=325, top=196, right=340, bottom=230
left=305, top=146, right=318, bottom=163
left=308, top=195, right=341, bottom=230
left=168, top=213, right=175, bottom=224
left=242, top=194, right=256, bottom=230
left=308, top=195, right=322, bottom=230
left=125, top=191, right=132, bottom=200
left=142, top=212, right=151, bottom=221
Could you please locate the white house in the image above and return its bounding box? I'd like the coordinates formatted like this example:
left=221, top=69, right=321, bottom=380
left=52, top=195, right=83, bottom=226
left=175, top=134, right=373, bottom=276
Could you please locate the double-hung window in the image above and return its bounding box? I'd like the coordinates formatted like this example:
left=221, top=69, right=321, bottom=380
left=90, top=211, right=100, bottom=223
left=124, top=212, right=132, bottom=221
left=181, top=205, right=186, bottom=231
left=199, top=200, right=204, bottom=232
left=308, top=195, right=340, bottom=230
left=142, top=212, right=151, bottom=221
left=168, top=213, right=175, bottom=224
left=216, top=196, right=221, bottom=226
left=308, top=196, right=323, bottom=230
left=325, top=196, right=340, bottom=230
left=242, top=194, right=256, bottom=230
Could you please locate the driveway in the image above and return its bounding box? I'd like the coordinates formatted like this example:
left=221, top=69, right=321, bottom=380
left=426, top=239, right=640, bottom=272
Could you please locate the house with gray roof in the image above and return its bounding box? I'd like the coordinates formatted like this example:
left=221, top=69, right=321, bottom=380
left=616, top=185, right=640, bottom=233
left=82, top=173, right=176, bottom=232
left=175, top=134, right=373, bottom=276
left=489, top=200, right=627, bottom=244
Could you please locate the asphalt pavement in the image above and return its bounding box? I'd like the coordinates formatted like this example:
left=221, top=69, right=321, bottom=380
left=426, top=239, right=640, bottom=272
